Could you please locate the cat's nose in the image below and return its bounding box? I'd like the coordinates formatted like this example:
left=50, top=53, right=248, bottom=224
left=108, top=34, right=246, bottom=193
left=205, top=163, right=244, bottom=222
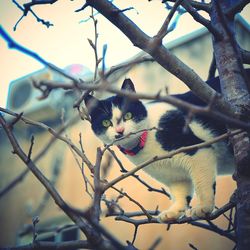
left=115, top=126, right=124, bottom=139
left=115, top=134, right=123, bottom=139
left=115, top=126, right=124, bottom=134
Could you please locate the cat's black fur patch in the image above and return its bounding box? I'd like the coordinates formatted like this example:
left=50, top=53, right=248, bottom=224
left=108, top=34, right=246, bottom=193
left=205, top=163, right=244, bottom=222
left=172, top=77, right=227, bottom=136
left=156, top=110, right=205, bottom=155
left=213, top=182, right=216, bottom=195
left=186, top=195, right=192, bottom=206
left=112, top=95, right=147, bottom=123
left=88, top=99, right=113, bottom=135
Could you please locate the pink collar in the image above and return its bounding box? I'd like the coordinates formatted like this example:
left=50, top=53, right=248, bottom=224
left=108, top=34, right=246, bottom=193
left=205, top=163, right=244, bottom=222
left=117, top=131, right=148, bottom=156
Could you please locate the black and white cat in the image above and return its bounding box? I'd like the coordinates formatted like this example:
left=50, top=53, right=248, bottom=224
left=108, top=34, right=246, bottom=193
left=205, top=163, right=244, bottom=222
left=84, top=76, right=235, bottom=222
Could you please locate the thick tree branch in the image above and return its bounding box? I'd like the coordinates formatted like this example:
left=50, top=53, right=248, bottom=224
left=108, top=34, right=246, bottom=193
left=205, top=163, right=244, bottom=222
left=85, top=0, right=236, bottom=118
left=211, top=0, right=250, bottom=173
left=211, top=1, right=250, bottom=249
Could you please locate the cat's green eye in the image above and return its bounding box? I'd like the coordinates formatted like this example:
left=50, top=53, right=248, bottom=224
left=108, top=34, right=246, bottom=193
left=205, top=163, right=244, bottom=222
left=124, top=112, right=133, bottom=120
left=102, top=119, right=112, bottom=128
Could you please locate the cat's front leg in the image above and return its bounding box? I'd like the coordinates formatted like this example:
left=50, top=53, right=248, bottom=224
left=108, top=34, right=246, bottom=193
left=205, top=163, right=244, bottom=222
left=189, top=149, right=217, bottom=218
left=157, top=181, right=193, bottom=222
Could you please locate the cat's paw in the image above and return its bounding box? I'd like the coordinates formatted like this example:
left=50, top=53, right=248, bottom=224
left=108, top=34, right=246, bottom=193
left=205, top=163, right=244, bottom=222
left=157, top=209, right=185, bottom=223
left=190, top=204, right=214, bottom=218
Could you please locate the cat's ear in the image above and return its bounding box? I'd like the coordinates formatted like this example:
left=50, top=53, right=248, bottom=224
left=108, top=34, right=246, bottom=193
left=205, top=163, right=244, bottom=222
left=121, top=78, right=136, bottom=92
left=84, top=94, right=99, bottom=112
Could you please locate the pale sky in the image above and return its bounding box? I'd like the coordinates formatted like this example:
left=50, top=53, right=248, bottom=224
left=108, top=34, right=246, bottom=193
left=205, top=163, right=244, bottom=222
left=0, top=1, right=249, bottom=107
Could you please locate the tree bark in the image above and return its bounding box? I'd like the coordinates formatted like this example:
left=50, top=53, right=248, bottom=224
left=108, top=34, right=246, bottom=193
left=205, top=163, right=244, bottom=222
left=210, top=1, right=250, bottom=249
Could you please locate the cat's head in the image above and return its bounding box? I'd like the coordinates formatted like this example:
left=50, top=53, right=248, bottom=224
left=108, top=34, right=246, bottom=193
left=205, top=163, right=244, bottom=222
left=84, top=79, right=148, bottom=146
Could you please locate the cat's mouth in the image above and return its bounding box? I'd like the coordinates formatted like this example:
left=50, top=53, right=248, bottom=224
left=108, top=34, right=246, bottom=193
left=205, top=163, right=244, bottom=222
left=115, top=134, right=125, bottom=140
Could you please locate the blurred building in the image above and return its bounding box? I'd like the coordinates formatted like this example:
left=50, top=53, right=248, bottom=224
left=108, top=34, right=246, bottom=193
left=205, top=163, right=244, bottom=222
left=0, top=16, right=250, bottom=250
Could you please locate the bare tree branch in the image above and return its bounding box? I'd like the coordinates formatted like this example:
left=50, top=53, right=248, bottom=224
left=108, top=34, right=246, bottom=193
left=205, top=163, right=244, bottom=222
left=103, top=129, right=242, bottom=191
left=0, top=114, right=79, bottom=199
left=111, top=186, right=153, bottom=221
left=0, top=107, right=94, bottom=171
left=12, top=0, right=55, bottom=30
left=91, top=148, right=103, bottom=223
left=113, top=201, right=235, bottom=233
left=108, top=148, right=171, bottom=198
left=84, top=0, right=236, bottom=118
left=23, top=0, right=58, bottom=14
left=162, top=0, right=211, bottom=13
left=154, top=0, right=184, bottom=44
left=30, top=80, right=250, bottom=131
left=0, top=25, right=79, bottom=83
left=181, top=0, right=223, bottom=40
left=226, top=0, right=250, bottom=18
left=0, top=8, right=235, bottom=117
left=0, top=114, right=126, bottom=250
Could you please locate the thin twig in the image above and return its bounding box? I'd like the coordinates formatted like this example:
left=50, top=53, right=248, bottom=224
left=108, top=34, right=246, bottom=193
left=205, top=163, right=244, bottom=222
left=0, top=114, right=124, bottom=250
left=162, top=0, right=211, bottom=12
left=27, top=79, right=250, bottom=131
left=104, top=130, right=242, bottom=191
left=111, top=186, right=153, bottom=221
left=26, top=135, right=35, bottom=163
left=154, top=0, right=184, bottom=44
left=108, top=148, right=170, bottom=198
left=0, top=26, right=79, bottom=82
left=0, top=107, right=94, bottom=171
left=91, top=148, right=103, bottom=223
